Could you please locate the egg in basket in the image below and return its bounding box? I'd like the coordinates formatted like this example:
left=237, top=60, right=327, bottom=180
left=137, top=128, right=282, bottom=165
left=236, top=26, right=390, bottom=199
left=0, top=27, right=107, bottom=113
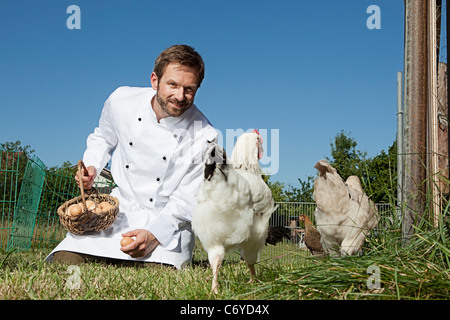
left=57, top=160, right=119, bottom=235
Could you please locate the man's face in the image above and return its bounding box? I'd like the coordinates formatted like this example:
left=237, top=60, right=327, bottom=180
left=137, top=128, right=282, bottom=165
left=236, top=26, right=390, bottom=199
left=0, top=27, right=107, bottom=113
left=151, top=63, right=199, bottom=118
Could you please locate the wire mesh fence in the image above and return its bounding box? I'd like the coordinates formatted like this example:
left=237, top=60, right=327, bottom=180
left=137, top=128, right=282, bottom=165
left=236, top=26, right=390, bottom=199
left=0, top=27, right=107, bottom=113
left=31, top=166, right=81, bottom=250
left=0, top=153, right=117, bottom=251
left=29, top=166, right=116, bottom=251
left=0, top=150, right=23, bottom=248
left=264, top=202, right=317, bottom=261
left=7, top=156, right=46, bottom=251
left=193, top=202, right=399, bottom=263
left=1, top=152, right=399, bottom=264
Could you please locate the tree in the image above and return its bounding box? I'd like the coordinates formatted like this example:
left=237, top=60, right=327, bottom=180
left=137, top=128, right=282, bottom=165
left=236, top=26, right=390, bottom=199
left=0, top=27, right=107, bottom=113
left=265, top=131, right=398, bottom=204
left=285, top=176, right=315, bottom=202
left=327, top=131, right=397, bottom=203
left=0, top=140, right=35, bottom=158
left=327, top=130, right=367, bottom=180
left=265, top=174, right=315, bottom=203
left=1, top=141, right=77, bottom=219
left=263, top=174, right=289, bottom=202
left=362, top=140, right=397, bottom=203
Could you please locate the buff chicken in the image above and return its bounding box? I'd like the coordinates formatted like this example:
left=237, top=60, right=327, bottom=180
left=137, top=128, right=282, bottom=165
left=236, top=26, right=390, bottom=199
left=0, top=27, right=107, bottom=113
left=313, top=159, right=379, bottom=257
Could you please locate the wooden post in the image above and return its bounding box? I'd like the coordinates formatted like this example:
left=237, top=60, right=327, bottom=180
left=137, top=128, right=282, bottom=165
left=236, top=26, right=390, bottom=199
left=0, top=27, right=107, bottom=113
left=402, top=0, right=428, bottom=241
left=448, top=0, right=450, bottom=186
left=428, top=0, right=440, bottom=227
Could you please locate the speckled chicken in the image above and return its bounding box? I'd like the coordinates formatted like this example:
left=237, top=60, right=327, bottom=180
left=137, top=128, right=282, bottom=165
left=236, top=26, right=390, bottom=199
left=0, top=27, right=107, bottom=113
left=313, top=159, right=379, bottom=257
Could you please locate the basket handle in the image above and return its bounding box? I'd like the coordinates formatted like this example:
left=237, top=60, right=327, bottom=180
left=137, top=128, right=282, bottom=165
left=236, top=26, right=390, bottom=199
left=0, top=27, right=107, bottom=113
left=77, top=160, right=97, bottom=211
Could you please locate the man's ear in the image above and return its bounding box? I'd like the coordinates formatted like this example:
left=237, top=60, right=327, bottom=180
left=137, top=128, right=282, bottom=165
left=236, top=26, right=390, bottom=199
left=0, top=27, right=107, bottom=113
left=150, top=72, right=159, bottom=90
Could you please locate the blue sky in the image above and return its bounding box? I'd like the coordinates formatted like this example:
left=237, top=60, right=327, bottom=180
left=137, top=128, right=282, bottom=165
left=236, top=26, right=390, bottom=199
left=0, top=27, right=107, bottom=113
left=0, top=0, right=406, bottom=186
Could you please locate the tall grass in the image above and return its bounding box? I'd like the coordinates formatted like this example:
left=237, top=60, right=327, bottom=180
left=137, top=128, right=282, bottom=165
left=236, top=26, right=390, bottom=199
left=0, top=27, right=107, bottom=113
left=0, top=172, right=448, bottom=300
left=0, top=206, right=448, bottom=300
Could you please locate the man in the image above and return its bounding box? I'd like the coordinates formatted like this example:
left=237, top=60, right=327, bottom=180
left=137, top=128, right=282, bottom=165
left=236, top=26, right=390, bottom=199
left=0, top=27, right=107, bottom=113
left=46, top=45, right=217, bottom=269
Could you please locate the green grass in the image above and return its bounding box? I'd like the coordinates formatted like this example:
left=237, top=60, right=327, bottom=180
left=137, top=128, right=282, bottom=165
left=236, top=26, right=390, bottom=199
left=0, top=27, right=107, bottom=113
left=0, top=246, right=306, bottom=300
left=1, top=187, right=449, bottom=300
left=0, top=214, right=448, bottom=300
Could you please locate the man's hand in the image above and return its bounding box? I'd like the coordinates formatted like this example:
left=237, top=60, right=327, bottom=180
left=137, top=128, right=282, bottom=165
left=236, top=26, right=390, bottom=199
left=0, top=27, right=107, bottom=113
left=75, top=165, right=96, bottom=190
left=120, top=229, right=160, bottom=258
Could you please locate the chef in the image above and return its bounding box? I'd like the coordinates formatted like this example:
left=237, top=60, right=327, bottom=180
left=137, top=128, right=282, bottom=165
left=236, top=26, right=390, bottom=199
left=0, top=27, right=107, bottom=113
left=46, top=45, right=217, bottom=269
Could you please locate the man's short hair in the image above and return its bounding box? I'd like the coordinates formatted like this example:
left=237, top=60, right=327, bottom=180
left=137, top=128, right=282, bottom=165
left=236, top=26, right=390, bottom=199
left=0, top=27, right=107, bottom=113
left=153, top=44, right=205, bottom=88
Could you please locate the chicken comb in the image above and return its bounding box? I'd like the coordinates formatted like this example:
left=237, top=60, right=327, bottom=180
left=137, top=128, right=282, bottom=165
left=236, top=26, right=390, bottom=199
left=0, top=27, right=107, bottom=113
left=253, top=129, right=263, bottom=147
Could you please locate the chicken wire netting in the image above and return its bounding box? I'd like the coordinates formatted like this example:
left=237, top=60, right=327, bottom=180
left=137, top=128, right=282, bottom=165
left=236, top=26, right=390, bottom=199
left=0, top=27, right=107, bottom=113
left=1, top=153, right=398, bottom=261
left=6, top=155, right=46, bottom=251
left=193, top=202, right=398, bottom=263
left=1, top=155, right=117, bottom=252
left=0, top=150, right=23, bottom=248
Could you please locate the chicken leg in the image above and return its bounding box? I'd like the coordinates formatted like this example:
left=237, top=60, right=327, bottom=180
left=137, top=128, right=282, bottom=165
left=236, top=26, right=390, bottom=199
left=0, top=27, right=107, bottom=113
left=246, top=262, right=258, bottom=283
left=210, top=254, right=223, bottom=294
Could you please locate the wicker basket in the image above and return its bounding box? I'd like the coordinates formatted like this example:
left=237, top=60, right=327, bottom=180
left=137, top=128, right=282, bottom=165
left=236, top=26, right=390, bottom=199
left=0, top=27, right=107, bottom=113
left=57, top=160, right=119, bottom=235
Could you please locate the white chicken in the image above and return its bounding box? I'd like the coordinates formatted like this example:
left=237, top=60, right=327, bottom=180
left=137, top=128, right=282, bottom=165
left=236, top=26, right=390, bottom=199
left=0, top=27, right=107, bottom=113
left=313, top=159, right=379, bottom=257
left=192, top=130, right=276, bottom=294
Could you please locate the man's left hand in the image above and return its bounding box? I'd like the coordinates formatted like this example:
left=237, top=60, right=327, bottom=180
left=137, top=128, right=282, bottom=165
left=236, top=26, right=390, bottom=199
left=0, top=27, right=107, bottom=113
left=120, top=229, right=160, bottom=258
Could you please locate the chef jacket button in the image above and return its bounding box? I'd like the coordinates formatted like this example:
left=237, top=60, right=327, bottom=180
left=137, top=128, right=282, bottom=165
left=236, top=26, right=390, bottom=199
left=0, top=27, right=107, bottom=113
left=129, top=142, right=133, bottom=146
left=156, top=177, right=160, bottom=182
left=149, top=198, right=153, bottom=202
left=162, top=156, right=167, bottom=161
left=125, top=165, right=129, bottom=169
left=138, top=117, right=142, bottom=121
left=173, top=134, right=178, bottom=139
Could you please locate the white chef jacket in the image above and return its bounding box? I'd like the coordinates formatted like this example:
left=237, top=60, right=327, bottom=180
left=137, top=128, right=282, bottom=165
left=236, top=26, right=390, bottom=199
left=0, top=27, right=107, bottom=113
left=46, top=86, right=217, bottom=269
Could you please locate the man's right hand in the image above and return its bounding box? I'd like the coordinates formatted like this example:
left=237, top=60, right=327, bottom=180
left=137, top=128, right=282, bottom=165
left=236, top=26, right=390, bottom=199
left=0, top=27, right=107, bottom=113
left=75, top=165, right=97, bottom=190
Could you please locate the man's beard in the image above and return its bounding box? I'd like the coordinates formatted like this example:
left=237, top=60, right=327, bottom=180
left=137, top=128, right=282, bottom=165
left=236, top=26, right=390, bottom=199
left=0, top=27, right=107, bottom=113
left=156, top=91, right=193, bottom=117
